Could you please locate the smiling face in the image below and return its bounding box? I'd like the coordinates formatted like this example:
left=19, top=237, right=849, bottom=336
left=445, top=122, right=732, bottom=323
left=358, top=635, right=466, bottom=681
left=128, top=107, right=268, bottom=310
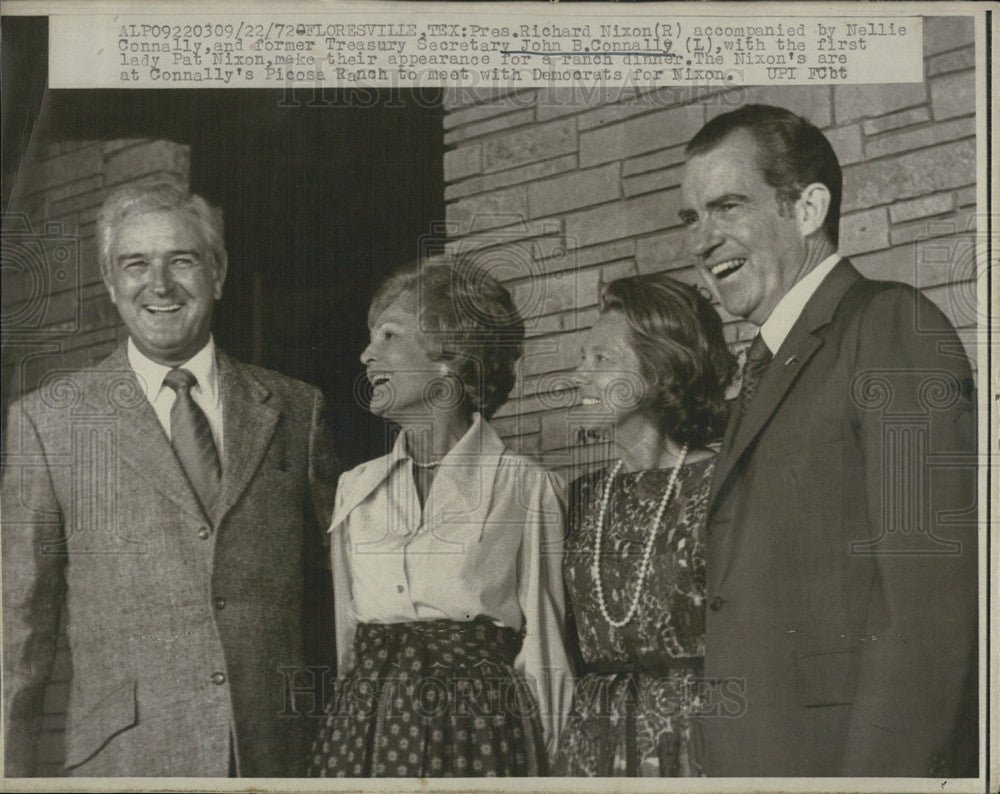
left=571, top=309, right=649, bottom=432
left=680, top=130, right=810, bottom=326
left=103, top=209, right=226, bottom=367
left=360, top=291, right=453, bottom=421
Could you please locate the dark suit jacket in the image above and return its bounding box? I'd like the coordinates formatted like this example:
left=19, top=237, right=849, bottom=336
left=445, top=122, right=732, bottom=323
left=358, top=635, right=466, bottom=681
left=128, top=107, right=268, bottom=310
left=702, top=260, right=977, bottom=776
left=2, top=344, right=338, bottom=777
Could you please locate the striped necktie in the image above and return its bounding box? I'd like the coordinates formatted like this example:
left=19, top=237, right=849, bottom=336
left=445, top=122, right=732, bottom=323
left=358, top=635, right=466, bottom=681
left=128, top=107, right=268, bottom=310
left=734, top=334, right=772, bottom=430
left=164, top=367, right=221, bottom=518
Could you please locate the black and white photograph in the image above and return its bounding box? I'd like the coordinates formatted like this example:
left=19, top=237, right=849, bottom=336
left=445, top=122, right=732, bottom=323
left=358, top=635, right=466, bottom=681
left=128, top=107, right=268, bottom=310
left=0, top=1, right=993, bottom=791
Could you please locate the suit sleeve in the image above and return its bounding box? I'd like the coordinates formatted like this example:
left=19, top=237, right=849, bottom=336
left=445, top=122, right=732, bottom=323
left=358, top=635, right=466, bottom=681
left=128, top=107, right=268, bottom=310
left=302, top=388, right=340, bottom=706
left=2, top=399, right=68, bottom=777
left=841, top=288, right=978, bottom=775
left=307, top=388, right=340, bottom=533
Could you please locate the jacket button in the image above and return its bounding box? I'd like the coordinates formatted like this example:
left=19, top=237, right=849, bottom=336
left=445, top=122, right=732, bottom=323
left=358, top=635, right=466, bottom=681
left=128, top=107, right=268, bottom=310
left=397, top=585, right=404, bottom=593
left=198, top=527, right=211, bottom=540
left=709, top=596, right=726, bottom=611
left=211, top=671, right=226, bottom=685
left=214, top=598, right=226, bottom=610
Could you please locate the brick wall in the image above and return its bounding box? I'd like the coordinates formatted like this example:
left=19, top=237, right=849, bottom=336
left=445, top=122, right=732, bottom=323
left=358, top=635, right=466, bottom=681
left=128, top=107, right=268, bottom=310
left=0, top=12, right=978, bottom=776
left=3, top=139, right=191, bottom=403
left=2, top=138, right=190, bottom=775
left=441, top=16, right=977, bottom=478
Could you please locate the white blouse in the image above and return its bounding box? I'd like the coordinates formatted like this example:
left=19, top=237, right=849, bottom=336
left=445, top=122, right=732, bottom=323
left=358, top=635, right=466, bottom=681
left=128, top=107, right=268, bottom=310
left=328, top=414, right=574, bottom=748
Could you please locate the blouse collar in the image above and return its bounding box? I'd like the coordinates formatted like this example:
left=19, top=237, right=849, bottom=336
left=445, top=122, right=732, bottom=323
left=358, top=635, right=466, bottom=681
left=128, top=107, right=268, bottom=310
left=330, top=412, right=506, bottom=531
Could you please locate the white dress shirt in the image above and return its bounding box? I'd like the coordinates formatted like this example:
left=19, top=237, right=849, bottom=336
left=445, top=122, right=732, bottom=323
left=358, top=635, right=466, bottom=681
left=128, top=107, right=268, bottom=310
left=329, top=413, right=574, bottom=747
left=127, top=337, right=224, bottom=458
left=758, top=254, right=841, bottom=354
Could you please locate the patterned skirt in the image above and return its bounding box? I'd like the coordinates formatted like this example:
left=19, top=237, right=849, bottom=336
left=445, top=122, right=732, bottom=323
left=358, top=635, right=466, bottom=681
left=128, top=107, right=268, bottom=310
left=553, top=661, right=705, bottom=777
left=307, top=619, right=547, bottom=777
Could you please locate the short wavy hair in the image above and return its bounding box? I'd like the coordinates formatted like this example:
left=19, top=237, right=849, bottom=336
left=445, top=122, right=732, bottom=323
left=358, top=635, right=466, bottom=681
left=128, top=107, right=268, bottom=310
left=368, top=257, right=525, bottom=419
left=686, top=104, right=843, bottom=246
left=601, top=272, right=735, bottom=447
left=97, top=182, right=226, bottom=272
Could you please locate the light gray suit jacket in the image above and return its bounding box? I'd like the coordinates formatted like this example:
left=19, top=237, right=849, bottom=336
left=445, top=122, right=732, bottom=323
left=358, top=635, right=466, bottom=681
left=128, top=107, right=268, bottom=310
left=2, top=344, right=338, bottom=777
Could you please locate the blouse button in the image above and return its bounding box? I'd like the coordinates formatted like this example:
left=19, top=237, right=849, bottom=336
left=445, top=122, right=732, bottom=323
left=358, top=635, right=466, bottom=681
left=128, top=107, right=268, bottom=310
left=397, top=585, right=404, bottom=593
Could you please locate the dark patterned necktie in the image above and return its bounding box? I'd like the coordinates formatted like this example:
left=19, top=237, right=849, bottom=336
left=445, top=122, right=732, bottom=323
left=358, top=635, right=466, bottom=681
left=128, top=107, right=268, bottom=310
left=164, top=367, right=221, bottom=517
left=735, top=334, right=772, bottom=430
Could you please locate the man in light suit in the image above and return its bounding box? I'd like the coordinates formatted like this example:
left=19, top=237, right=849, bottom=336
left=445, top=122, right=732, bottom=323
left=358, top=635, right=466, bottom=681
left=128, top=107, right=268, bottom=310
left=679, top=105, right=977, bottom=776
left=2, top=183, right=338, bottom=776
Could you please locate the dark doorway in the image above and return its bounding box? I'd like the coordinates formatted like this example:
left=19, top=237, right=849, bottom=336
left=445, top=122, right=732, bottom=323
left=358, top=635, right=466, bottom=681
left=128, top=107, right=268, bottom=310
left=188, top=90, right=445, bottom=468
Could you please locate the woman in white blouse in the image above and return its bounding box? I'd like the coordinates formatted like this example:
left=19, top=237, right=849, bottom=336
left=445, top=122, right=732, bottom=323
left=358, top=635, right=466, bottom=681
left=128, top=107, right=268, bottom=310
left=308, top=259, right=572, bottom=777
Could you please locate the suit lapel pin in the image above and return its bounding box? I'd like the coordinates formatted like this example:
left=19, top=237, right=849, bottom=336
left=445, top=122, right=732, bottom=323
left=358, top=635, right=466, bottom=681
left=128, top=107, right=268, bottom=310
left=785, top=355, right=798, bottom=366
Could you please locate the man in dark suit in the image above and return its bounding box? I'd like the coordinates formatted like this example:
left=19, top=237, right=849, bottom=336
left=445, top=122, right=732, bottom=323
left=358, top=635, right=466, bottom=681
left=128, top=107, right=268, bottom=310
left=2, top=183, right=338, bottom=776
left=679, top=105, right=977, bottom=776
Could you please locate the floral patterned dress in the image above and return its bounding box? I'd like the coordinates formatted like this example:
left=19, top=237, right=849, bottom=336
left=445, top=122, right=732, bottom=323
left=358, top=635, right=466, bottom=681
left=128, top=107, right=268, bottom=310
left=554, top=456, right=715, bottom=777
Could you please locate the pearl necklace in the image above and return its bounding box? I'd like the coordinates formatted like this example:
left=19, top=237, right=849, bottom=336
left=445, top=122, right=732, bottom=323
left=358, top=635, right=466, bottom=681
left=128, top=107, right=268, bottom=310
left=591, top=443, right=689, bottom=629
left=411, top=458, right=441, bottom=469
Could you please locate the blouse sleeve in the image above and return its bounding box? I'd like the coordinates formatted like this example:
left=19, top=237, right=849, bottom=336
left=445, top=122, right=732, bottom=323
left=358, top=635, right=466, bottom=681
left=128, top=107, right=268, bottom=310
left=328, top=471, right=358, bottom=677
left=330, top=520, right=357, bottom=676
left=512, top=466, right=576, bottom=755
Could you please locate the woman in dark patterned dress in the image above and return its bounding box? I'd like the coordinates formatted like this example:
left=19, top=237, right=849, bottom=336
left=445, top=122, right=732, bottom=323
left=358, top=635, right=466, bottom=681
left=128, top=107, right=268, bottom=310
left=554, top=272, right=734, bottom=776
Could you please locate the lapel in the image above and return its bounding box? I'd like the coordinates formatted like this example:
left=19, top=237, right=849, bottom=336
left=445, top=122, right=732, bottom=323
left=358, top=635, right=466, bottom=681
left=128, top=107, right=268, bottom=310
left=708, top=260, right=863, bottom=516
left=214, top=351, right=280, bottom=525
left=100, top=344, right=208, bottom=524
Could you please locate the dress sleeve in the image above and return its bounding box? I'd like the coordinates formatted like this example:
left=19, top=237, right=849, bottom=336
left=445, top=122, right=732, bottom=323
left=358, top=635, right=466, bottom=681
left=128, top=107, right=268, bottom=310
left=512, top=467, right=575, bottom=755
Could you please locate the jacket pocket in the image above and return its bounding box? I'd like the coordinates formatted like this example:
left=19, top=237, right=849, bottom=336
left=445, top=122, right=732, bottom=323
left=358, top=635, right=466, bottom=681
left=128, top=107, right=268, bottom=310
left=794, top=646, right=860, bottom=707
left=64, top=678, right=137, bottom=769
